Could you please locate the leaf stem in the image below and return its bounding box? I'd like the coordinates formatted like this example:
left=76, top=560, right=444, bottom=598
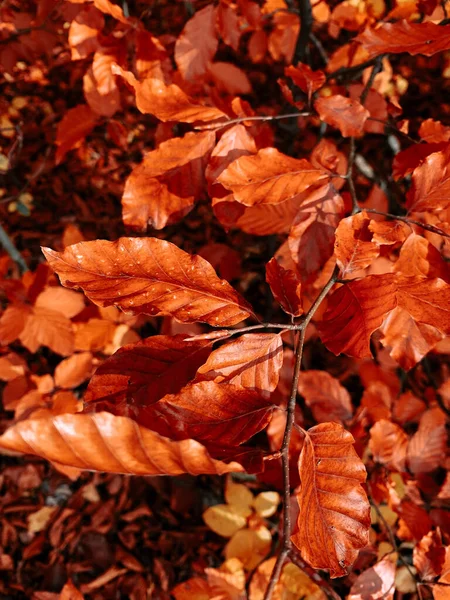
left=263, top=265, right=339, bottom=600
left=195, top=112, right=311, bottom=131
left=363, top=208, right=450, bottom=239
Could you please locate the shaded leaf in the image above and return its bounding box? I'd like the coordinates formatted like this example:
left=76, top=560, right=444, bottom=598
left=315, top=95, right=369, bottom=138
left=394, top=234, right=449, bottom=280
left=291, top=422, right=370, bottom=577
left=54, top=352, right=93, bottom=389
left=407, top=408, right=447, bottom=474
left=413, top=530, right=445, bottom=582
left=122, top=131, right=215, bottom=230
left=217, top=148, right=328, bottom=206
left=369, top=419, right=408, bottom=472
left=396, top=277, right=450, bottom=334
left=55, top=105, right=97, bottom=165
left=196, top=333, right=283, bottom=397
left=285, top=63, right=326, bottom=101
left=368, top=220, right=409, bottom=245
left=42, top=237, right=254, bottom=326
left=348, top=558, right=396, bottom=600
left=318, top=274, right=397, bottom=358
left=356, top=21, right=450, bottom=58
left=265, top=258, right=303, bottom=317
left=297, top=370, right=352, bottom=424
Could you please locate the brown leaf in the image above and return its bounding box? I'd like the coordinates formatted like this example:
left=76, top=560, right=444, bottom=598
left=348, top=558, right=396, bottom=600
left=34, top=287, right=85, bottom=319
left=318, top=274, right=397, bottom=358
left=356, top=20, right=450, bottom=58
left=407, top=408, right=447, bottom=474
left=42, top=237, right=253, bottom=326
left=0, top=411, right=247, bottom=475
left=83, top=66, right=121, bottom=118
left=55, top=105, right=97, bottom=164
left=54, top=352, right=93, bottom=389
left=315, top=95, right=369, bottom=138
left=413, top=530, right=445, bottom=582
left=369, top=419, right=408, bottom=472
left=291, top=422, right=370, bottom=577
left=334, top=211, right=380, bottom=276
left=112, top=65, right=226, bottom=123
left=68, top=5, right=103, bottom=60
left=265, top=258, right=303, bottom=317
left=196, top=333, right=284, bottom=397
left=419, top=119, right=450, bottom=143
left=368, top=219, right=409, bottom=245
left=285, top=63, right=326, bottom=100
left=175, top=5, right=218, bottom=81
left=297, top=370, right=352, bottom=424
left=85, top=335, right=211, bottom=409
left=138, top=380, right=274, bottom=446
left=122, top=131, right=215, bottom=230
left=217, top=148, right=328, bottom=206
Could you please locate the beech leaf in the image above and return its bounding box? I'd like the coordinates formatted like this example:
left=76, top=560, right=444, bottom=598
left=407, top=408, right=447, bottom=474
left=196, top=333, right=284, bottom=397
left=42, top=237, right=254, bottom=326
left=0, top=411, right=247, bottom=476
left=406, top=146, right=450, bottom=213
left=291, top=422, right=370, bottom=577
left=297, top=370, right=352, bottom=424
left=315, top=95, right=369, bottom=138
left=318, top=274, right=397, bottom=358
left=348, top=558, right=396, bottom=600
left=175, top=5, right=218, bottom=82
left=265, top=258, right=303, bottom=317
left=334, top=211, right=380, bottom=276
left=368, top=419, right=408, bottom=472
left=55, top=104, right=97, bottom=165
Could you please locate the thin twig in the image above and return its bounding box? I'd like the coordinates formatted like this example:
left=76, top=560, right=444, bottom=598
left=326, top=56, right=385, bottom=82
left=362, top=208, right=450, bottom=239
left=195, top=112, right=311, bottom=131
left=263, top=266, right=339, bottom=600
left=309, top=33, right=328, bottom=65
left=294, top=0, right=313, bottom=64
left=0, top=223, right=28, bottom=272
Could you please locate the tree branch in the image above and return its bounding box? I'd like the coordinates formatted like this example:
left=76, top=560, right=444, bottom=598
left=362, top=208, right=450, bottom=239
left=294, top=0, right=313, bottom=64
left=263, top=265, right=339, bottom=600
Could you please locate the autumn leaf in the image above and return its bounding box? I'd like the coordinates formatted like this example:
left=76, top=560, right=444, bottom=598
left=175, top=5, right=218, bottom=82
left=413, top=530, right=446, bottom=582
left=334, top=211, right=380, bottom=276
left=137, top=381, right=274, bottom=446
left=348, top=558, right=396, bottom=600
left=395, top=277, right=450, bottom=334
left=265, top=258, right=302, bottom=317
left=318, top=274, right=397, bottom=357
left=407, top=408, right=447, bottom=474
left=369, top=419, right=408, bottom=472
left=356, top=21, right=450, bottom=58
left=122, top=131, right=215, bottom=230
left=42, top=237, right=254, bottom=326
left=297, top=371, right=352, bottom=424
left=196, top=333, right=284, bottom=397
left=217, top=148, right=328, bottom=206
left=84, top=335, right=211, bottom=410
left=55, top=104, right=97, bottom=164
left=0, top=411, right=249, bottom=476
left=291, top=422, right=370, bottom=577
left=285, top=63, right=326, bottom=101
left=315, top=95, right=369, bottom=138
left=406, top=145, right=450, bottom=213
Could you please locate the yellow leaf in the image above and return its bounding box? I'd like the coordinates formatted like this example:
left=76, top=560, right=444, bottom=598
left=28, top=506, right=57, bottom=533
left=203, top=504, right=247, bottom=537
left=253, top=491, right=280, bottom=518
left=225, top=476, right=254, bottom=513
left=225, top=526, right=272, bottom=570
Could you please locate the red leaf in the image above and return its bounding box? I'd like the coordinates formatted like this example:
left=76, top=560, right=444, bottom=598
left=196, top=333, right=284, bottom=397
left=392, top=142, right=448, bottom=180
left=68, top=5, right=103, bottom=60
left=407, top=408, right=447, bottom=474
left=0, top=411, right=248, bottom=475
left=318, top=274, right=397, bottom=358
left=55, top=105, right=97, bottom=165
left=315, top=95, right=370, bottom=138
left=122, top=131, right=215, bottom=230
left=334, top=211, right=380, bottom=276
left=138, top=380, right=274, bottom=446
left=175, top=5, right=218, bottom=82
left=285, top=63, right=326, bottom=100
left=265, top=258, right=303, bottom=317
left=42, top=238, right=254, bottom=326
left=217, top=148, right=328, bottom=206
left=84, top=335, right=211, bottom=409
left=406, top=146, right=450, bottom=212
left=297, top=371, right=352, bottom=424
left=291, top=422, right=370, bottom=577
left=396, top=277, right=450, bottom=334
left=83, top=66, right=121, bottom=118
left=356, top=21, right=450, bottom=58
left=419, top=119, right=450, bottom=143
left=413, top=530, right=446, bottom=582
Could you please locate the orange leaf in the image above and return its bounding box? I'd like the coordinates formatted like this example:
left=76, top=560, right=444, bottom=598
left=297, top=370, right=352, bottom=424
left=291, top=422, right=370, bottom=577
left=406, top=146, right=450, bottom=212
left=315, top=95, right=369, bottom=138
left=334, top=211, right=380, bottom=276
left=395, top=277, right=450, bottom=334
left=68, top=5, right=103, bottom=60
left=208, top=62, right=252, bottom=95
left=93, top=0, right=129, bottom=23
left=55, top=105, right=97, bottom=165
left=285, top=63, right=326, bottom=100
left=42, top=237, right=254, bottom=326
left=348, top=558, right=396, bottom=600
left=419, top=119, right=450, bottom=143
left=217, top=148, right=328, bottom=206
left=0, top=411, right=247, bottom=475
left=112, top=65, right=226, bottom=123
left=407, top=408, right=447, bottom=474
left=369, top=419, right=408, bottom=472
left=34, top=286, right=85, bottom=319
left=137, top=380, right=274, bottom=446
left=196, top=333, right=284, bottom=397
left=265, top=258, right=303, bottom=317
left=394, top=234, right=449, bottom=280
left=60, top=579, right=84, bottom=600
left=54, top=352, right=93, bottom=389
left=413, top=530, right=446, bottom=582
left=356, top=21, right=450, bottom=58
left=318, top=274, right=397, bottom=357
left=122, top=131, right=215, bottom=230
left=84, top=335, right=211, bottom=409
left=175, top=5, right=218, bottom=82
left=368, top=220, right=409, bottom=245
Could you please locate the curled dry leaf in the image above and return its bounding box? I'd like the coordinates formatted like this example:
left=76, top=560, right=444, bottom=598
left=356, top=21, right=450, bottom=58
left=42, top=237, right=253, bottom=326
left=0, top=411, right=247, bottom=476
left=315, top=95, right=369, bottom=138
left=348, top=557, right=396, bottom=600
left=196, top=333, right=284, bottom=397
left=122, top=131, right=215, bottom=230
left=334, top=211, right=380, bottom=276
left=291, top=422, right=370, bottom=577
left=318, top=274, right=397, bottom=358
left=85, top=334, right=211, bottom=409
left=137, top=381, right=274, bottom=447
left=265, top=258, right=303, bottom=317
left=297, top=370, right=352, bottom=424
left=217, top=147, right=328, bottom=206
